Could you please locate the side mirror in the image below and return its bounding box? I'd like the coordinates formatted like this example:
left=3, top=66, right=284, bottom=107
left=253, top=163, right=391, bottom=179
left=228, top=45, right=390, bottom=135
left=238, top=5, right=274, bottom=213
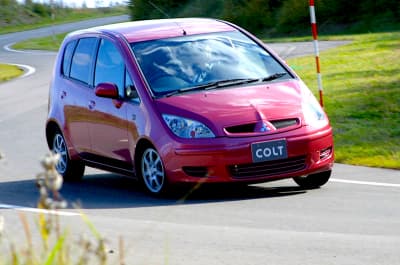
left=95, top=82, right=119, bottom=99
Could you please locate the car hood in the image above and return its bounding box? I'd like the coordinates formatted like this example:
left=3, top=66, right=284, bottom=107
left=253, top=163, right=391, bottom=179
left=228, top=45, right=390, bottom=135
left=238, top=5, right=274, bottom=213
left=155, top=80, right=305, bottom=136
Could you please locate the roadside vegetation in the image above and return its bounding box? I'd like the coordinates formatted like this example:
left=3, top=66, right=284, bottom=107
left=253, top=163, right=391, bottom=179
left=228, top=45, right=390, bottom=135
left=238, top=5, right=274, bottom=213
left=129, top=0, right=399, bottom=36
left=1, top=0, right=399, bottom=169
left=286, top=32, right=400, bottom=168
left=0, top=0, right=126, bottom=35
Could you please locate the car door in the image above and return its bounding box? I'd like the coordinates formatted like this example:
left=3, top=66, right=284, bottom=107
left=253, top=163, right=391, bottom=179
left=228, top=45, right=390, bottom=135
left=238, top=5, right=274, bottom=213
left=88, top=38, right=132, bottom=168
left=63, top=37, right=97, bottom=155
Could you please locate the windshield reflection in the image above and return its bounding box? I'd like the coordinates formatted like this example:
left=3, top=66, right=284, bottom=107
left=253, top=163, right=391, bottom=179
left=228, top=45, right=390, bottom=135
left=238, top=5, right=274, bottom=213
left=131, top=31, right=290, bottom=97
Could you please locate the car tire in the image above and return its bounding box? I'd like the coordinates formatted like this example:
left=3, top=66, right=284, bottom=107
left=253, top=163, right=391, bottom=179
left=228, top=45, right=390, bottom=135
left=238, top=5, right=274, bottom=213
left=51, top=131, right=85, bottom=181
left=293, top=170, right=331, bottom=189
left=140, top=147, right=168, bottom=195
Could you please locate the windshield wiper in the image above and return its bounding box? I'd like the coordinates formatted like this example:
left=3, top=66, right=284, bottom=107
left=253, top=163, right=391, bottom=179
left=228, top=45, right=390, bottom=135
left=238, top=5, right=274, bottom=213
left=162, top=74, right=288, bottom=97
left=163, top=78, right=258, bottom=97
left=260, top=72, right=288, bottom=82
left=163, top=85, right=208, bottom=98
left=197, top=78, right=260, bottom=90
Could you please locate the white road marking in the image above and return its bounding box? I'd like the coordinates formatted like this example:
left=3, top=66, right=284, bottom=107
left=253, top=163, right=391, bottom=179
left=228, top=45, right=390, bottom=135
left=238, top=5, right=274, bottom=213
left=0, top=203, right=80, bottom=216
left=3, top=42, right=56, bottom=55
left=10, top=63, right=36, bottom=78
left=331, top=178, right=400, bottom=188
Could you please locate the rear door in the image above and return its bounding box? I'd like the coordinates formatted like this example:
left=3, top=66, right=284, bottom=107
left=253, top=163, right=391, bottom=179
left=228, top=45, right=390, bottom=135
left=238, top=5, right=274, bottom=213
left=62, top=37, right=97, bottom=154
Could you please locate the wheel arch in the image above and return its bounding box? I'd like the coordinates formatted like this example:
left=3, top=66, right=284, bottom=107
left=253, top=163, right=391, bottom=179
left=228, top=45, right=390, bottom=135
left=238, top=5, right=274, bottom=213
left=45, top=120, right=62, bottom=149
left=134, top=138, right=155, bottom=174
left=134, top=137, right=170, bottom=195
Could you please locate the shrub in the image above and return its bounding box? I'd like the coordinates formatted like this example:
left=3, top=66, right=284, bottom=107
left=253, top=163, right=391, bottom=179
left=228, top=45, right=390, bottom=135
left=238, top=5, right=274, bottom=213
left=31, top=3, right=52, bottom=17
left=276, top=0, right=308, bottom=33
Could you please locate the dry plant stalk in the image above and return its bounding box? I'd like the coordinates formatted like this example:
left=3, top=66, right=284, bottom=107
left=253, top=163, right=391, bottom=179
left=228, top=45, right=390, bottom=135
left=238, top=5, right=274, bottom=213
left=36, top=152, right=67, bottom=210
left=0, top=152, right=124, bottom=265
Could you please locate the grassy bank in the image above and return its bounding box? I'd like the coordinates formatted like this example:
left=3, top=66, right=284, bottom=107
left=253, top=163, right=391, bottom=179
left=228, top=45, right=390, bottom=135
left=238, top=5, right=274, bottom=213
left=0, top=6, right=126, bottom=35
left=286, top=32, right=400, bottom=168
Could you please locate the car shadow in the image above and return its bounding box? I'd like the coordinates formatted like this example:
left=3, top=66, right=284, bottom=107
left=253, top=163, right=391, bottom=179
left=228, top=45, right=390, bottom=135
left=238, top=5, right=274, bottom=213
left=0, top=173, right=307, bottom=210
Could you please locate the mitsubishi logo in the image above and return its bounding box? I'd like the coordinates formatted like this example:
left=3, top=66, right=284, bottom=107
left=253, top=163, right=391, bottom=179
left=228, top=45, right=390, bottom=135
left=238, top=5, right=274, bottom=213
left=260, top=122, right=270, bottom=132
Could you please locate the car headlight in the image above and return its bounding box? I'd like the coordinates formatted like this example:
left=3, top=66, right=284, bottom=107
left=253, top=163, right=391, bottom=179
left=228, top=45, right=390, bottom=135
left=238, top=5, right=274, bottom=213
left=303, top=101, right=325, bottom=121
left=162, top=114, right=215, bottom=138
left=302, top=95, right=327, bottom=126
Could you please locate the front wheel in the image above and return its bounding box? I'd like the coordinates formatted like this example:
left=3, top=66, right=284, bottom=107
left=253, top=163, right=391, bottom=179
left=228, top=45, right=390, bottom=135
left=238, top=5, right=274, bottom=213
left=293, top=170, right=331, bottom=189
left=140, top=147, right=168, bottom=195
left=51, top=131, right=84, bottom=181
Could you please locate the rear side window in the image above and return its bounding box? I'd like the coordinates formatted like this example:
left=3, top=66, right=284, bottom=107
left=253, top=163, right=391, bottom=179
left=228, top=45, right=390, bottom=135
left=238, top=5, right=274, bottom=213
left=70, top=38, right=97, bottom=85
left=61, top=40, right=77, bottom=76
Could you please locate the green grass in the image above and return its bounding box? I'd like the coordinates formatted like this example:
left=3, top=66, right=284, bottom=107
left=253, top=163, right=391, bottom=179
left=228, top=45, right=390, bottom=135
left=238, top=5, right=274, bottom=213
left=0, top=64, right=24, bottom=82
left=13, top=33, right=67, bottom=51
left=7, top=28, right=400, bottom=169
left=286, top=32, right=400, bottom=169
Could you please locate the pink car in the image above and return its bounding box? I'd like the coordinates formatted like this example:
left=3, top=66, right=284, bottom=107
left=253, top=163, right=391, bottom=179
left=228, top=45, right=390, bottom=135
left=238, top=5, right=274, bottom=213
left=46, top=18, right=334, bottom=195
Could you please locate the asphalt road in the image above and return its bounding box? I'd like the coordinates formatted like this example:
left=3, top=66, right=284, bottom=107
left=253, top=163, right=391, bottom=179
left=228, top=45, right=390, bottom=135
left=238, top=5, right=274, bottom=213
left=0, top=16, right=399, bottom=265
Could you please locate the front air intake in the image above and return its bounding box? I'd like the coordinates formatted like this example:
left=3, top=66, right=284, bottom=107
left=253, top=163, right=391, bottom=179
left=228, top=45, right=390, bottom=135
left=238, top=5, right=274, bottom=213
left=229, top=156, right=307, bottom=179
left=182, top=166, right=208, bottom=178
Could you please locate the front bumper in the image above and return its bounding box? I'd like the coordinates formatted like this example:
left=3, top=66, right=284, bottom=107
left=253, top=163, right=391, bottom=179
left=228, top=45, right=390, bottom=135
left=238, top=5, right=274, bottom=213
left=161, top=126, right=334, bottom=184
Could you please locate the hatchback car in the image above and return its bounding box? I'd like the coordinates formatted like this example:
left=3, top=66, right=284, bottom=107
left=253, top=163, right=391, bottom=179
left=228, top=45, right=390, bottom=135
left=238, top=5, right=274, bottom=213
left=46, top=18, right=334, bottom=195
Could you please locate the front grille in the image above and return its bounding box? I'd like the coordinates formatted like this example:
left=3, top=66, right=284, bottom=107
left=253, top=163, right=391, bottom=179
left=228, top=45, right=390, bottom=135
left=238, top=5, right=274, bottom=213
left=225, top=118, right=299, bottom=134
left=225, top=123, right=256, bottom=133
left=270, top=118, right=299, bottom=129
left=228, top=156, right=307, bottom=179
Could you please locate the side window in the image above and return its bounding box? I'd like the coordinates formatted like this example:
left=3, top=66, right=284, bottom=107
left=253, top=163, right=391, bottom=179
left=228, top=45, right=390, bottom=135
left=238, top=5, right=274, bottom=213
left=94, top=39, right=124, bottom=96
left=62, top=40, right=77, bottom=76
left=70, top=38, right=97, bottom=85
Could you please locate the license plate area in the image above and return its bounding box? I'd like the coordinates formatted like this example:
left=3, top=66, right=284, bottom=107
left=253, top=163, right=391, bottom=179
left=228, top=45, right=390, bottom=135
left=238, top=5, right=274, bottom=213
left=251, top=139, right=288, bottom=163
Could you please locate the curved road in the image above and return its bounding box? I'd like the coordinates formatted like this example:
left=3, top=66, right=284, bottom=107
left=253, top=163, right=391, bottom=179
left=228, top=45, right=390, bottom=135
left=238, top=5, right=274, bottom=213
left=1, top=16, right=399, bottom=265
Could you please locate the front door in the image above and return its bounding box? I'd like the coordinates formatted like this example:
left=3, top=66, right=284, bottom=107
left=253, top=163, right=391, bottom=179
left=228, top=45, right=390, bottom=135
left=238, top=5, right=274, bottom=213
left=87, top=38, right=131, bottom=168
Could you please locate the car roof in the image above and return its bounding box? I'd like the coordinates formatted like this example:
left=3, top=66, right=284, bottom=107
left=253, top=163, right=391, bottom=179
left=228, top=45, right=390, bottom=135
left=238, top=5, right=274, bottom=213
left=68, top=18, right=236, bottom=43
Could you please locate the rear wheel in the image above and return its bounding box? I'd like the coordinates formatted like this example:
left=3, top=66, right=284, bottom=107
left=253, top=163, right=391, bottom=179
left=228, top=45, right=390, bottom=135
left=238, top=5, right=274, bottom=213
left=51, top=131, right=84, bottom=181
left=293, top=170, right=331, bottom=189
left=140, top=147, right=168, bottom=195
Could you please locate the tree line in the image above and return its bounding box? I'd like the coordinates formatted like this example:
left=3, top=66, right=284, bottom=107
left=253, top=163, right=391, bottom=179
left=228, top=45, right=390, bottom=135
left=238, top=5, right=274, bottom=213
left=129, top=0, right=400, bottom=34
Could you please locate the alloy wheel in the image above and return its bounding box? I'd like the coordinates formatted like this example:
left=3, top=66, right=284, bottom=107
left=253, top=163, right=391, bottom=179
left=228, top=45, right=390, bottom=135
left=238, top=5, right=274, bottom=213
left=141, top=148, right=166, bottom=194
left=52, top=133, right=68, bottom=174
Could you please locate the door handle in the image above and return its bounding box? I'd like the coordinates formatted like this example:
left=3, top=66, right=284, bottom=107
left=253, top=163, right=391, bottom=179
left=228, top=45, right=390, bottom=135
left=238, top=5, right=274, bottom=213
left=88, top=100, right=96, bottom=110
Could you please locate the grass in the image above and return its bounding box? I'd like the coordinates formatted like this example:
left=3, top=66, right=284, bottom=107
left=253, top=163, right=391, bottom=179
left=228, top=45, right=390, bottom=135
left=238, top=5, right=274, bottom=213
left=286, top=32, right=400, bottom=169
left=12, top=33, right=67, bottom=51
left=0, top=64, right=24, bottom=82
left=5, top=27, right=400, bottom=169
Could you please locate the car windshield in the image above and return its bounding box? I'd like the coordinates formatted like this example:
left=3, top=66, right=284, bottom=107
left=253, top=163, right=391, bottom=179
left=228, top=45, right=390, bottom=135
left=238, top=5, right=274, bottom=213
left=130, top=30, right=291, bottom=97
